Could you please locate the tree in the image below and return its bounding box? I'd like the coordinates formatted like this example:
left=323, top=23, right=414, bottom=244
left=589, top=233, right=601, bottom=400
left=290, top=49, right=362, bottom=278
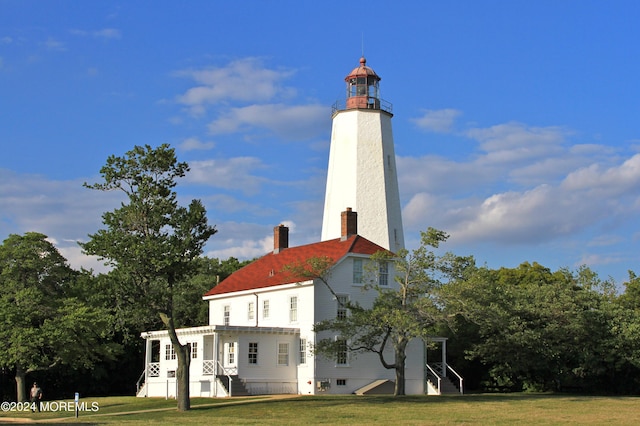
left=614, top=271, right=640, bottom=386
left=174, top=257, right=252, bottom=328
left=443, top=263, right=621, bottom=391
left=313, top=228, right=473, bottom=396
left=80, top=144, right=217, bottom=411
left=0, top=233, right=118, bottom=402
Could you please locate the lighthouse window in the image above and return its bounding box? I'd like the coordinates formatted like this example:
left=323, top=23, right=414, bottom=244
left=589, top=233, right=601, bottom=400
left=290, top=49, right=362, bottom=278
left=369, top=84, right=378, bottom=99
left=349, top=80, right=358, bottom=97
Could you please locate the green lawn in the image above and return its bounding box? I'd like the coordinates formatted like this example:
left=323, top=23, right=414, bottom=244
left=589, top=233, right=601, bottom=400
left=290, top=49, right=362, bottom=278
left=1, top=394, right=638, bottom=425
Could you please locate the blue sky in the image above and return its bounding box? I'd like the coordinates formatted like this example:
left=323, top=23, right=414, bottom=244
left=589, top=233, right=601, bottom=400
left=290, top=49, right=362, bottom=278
left=2, top=1, right=640, bottom=287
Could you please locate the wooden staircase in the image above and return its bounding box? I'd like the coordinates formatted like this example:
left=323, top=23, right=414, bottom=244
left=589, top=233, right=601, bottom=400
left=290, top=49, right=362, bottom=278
left=218, top=374, right=251, bottom=396
left=437, top=376, right=461, bottom=394
left=426, top=363, right=464, bottom=395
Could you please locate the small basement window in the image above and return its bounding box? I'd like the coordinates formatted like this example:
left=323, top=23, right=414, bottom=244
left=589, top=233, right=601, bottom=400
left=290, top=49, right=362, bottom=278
left=336, top=379, right=347, bottom=386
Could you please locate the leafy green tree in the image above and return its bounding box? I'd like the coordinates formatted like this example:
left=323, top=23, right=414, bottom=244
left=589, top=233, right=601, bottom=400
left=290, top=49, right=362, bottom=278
left=443, top=263, right=621, bottom=391
left=314, top=228, right=473, bottom=396
left=614, top=271, right=640, bottom=385
left=0, top=233, right=118, bottom=402
left=80, top=144, right=217, bottom=411
left=174, top=257, right=252, bottom=328
left=619, top=270, right=640, bottom=310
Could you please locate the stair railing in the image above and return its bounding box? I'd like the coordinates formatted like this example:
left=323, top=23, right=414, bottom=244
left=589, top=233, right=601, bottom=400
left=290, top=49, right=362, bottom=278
left=216, top=360, right=233, bottom=397
left=425, top=363, right=441, bottom=394
left=447, top=364, right=464, bottom=395
left=136, top=369, right=146, bottom=395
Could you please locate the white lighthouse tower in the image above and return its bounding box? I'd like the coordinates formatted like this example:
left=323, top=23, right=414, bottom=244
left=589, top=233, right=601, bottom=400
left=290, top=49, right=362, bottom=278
left=321, top=57, right=404, bottom=251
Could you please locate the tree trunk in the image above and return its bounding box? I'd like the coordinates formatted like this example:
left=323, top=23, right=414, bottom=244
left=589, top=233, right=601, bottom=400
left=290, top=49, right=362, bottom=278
left=394, top=342, right=407, bottom=396
left=15, top=365, right=27, bottom=402
left=175, top=343, right=191, bottom=411
left=162, top=312, right=191, bottom=411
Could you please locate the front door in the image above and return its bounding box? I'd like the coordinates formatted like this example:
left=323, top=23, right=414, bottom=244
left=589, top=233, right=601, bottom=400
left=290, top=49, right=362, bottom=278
left=223, top=341, right=237, bottom=375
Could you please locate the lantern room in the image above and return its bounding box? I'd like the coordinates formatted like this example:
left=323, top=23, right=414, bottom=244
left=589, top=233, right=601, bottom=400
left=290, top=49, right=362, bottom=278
left=345, top=56, right=380, bottom=110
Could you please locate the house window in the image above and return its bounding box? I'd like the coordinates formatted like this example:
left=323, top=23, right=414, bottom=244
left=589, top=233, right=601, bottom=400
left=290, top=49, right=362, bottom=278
left=336, top=295, right=348, bottom=319
left=378, top=261, right=389, bottom=286
left=190, top=342, right=198, bottom=359
left=278, top=342, right=289, bottom=366
left=299, top=338, right=307, bottom=365
left=336, top=338, right=348, bottom=366
left=248, top=302, right=255, bottom=321
left=289, top=296, right=298, bottom=323
left=263, top=300, right=270, bottom=319
left=223, top=305, right=230, bottom=326
left=167, top=370, right=176, bottom=378
left=228, top=342, right=235, bottom=365
left=337, top=379, right=347, bottom=386
left=248, top=342, right=258, bottom=365
left=353, top=258, right=363, bottom=283
left=165, top=344, right=176, bottom=360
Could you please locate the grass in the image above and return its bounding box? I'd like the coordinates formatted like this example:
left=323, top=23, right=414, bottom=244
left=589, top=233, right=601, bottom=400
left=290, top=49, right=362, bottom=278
left=1, top=393, right=639, bottom=425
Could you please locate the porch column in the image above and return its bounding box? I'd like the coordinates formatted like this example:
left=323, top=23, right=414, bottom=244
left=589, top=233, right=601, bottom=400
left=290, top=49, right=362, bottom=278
left=143, top=334, right=152, bottom=397
left=213, top=333, right=219, bottom=376
left=441, top=340, right=447, bottom=377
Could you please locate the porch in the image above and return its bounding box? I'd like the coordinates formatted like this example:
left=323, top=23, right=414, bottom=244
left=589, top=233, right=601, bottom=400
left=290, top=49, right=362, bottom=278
left=137, top=325, right=300, bottom=398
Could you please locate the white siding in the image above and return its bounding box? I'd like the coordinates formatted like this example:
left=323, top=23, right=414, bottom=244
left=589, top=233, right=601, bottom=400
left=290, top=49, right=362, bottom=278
left=142, top=254, right=424, bottom=397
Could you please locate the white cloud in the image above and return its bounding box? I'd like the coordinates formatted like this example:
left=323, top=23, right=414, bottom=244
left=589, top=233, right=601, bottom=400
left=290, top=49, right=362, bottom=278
left=207, top=103, right=328, bottom=140
left=70, top=28, right=122, bottom=39
left=176, top=58, right=296, bottom=110
left=399, top=116, right=640, bottom=254
left=575, top=253, right=627, bottom=268
left=186, top=157, right=267, bottom=195
left=0, top=170, right=125, bottom=271
left=94, top=28, right=121, bottom=39
left=562, top=153, right=640, bottom=196
left=411, top=108, right=461, bottom=133
left=205, top=219, right=300, bottom=261
left=58, top=244, right=112, bottom=274
left=397, top=155, right=493, bottom=196
left=179, top=137, right=215, bottom=151
left=43, top=37, right=66, bottom=51
left=468, top=122, right=567, bottom=151
left=202, top=194, right=271, bottom=215
left=206, top=237, right=271, bottom=260
left=587, top=234, right=624, bottom=247
left=204, top=221, right=273, bottom=260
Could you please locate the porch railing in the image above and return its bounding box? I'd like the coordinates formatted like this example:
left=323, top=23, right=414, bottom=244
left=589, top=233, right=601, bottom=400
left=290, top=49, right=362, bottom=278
left=148, top=362, right=160, bottom=377
left=203, top=360, right=215, bottom=375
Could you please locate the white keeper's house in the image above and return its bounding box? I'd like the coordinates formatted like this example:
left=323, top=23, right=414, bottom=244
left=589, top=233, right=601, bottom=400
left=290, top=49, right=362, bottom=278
left=137, top=57, right=462, bottom=398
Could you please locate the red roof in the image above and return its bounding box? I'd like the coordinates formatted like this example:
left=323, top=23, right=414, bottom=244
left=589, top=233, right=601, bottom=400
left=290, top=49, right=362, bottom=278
left=203, top=235, right=387, bottom=297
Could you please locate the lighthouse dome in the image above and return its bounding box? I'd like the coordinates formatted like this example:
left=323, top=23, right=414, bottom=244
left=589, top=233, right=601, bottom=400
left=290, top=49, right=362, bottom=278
left=345, top=56, right=380, bottom=81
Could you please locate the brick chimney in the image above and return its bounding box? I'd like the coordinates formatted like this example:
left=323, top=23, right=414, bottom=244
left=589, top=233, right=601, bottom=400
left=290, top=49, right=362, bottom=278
left=341, top=208, right=357, bottom=240
left=273, top=224, right=289, bottom=254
